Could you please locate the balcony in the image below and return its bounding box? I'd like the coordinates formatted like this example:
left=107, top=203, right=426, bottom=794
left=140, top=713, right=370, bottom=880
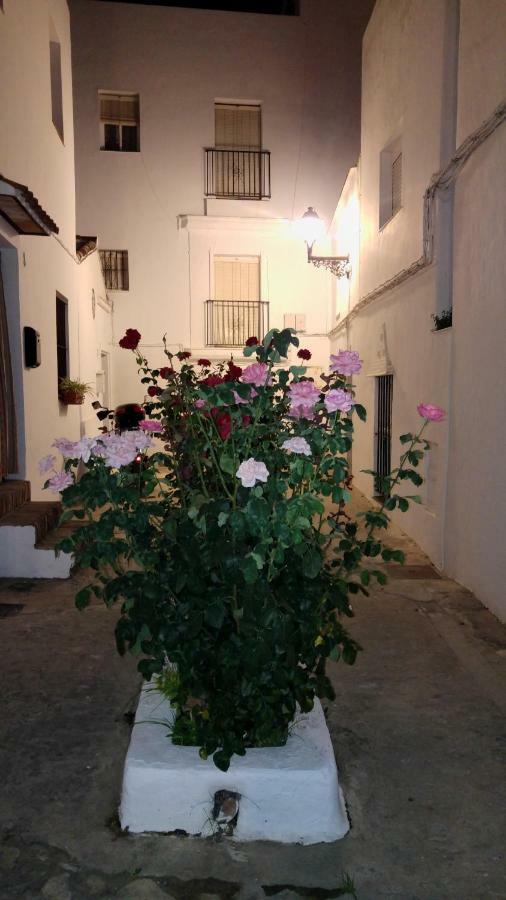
left=204, top=149, right=271, bottom=200
left=205, top=300, right=269, bottom=348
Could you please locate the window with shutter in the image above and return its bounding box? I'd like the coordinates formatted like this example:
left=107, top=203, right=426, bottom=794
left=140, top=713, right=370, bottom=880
left=99, top=92, right=140, bottom=152
left=215, top=104, right=261, bottom=149
left=391, top=152, right=402, bottom=217
left=209, top=256, right=262, bottom=347
left=379, top=138, right=402, bottom=228
left=56, top=295, right=69, bottom=386
left=49, top=20, right=64, bottom=142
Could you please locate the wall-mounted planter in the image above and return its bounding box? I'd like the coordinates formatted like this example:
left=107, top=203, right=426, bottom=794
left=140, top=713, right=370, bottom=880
left=59, top=390, right=85, bottom=405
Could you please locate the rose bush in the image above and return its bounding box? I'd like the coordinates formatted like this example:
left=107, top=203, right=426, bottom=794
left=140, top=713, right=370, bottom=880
left=45, top=328, right=442, bottom=770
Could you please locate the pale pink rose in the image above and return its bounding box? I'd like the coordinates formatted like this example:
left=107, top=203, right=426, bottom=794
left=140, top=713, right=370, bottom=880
left=324, top=388, right=354, bottom=414
left=139, top=419, right=161, bottom=432
left=329, top=349, right=363, bottom=376
left=73, top=437, right=97, bottom=463
left=236, top=457, right=269, bottom=488
left=38, top=454, right=56, bottom=474
left=240, top=362, right=271, bottom=388
left=417, top=403, right=446, bottom=422
left=287, top=403, right=316, bottom=421
left=232, top=388, right=257, bottom=405
left=46, top=471, right=73, bottom=493
left=288, top=380, right=320, bottom=406
left=195, top=399, right=206, bottom=409
left=52, top=437, right=79, bottom=457
left=281, top=436, right=311, bottom=456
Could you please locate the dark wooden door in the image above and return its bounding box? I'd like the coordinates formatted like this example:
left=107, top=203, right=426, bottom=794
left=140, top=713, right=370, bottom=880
left=0, top=259, right=18, bottom=477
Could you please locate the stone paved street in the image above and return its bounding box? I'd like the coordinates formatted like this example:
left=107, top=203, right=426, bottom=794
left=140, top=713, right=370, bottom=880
left=0, top=498, right=505, bottom=899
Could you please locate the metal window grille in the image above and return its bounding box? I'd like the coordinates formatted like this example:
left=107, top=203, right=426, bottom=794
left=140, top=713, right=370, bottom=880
left=99, top=92, right=139, bottom=152
left=99, top=250, right=129, bottom=291
left=391, top=152, right=402, bottom=216
left=56, top=295, right=68, bottom=385
left=205, top=300, right=269, bottom=348
left=374, top=374, right=393, bottom=496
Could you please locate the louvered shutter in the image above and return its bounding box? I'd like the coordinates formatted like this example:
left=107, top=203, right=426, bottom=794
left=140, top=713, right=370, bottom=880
left=215, top=104, right=261, bottom=149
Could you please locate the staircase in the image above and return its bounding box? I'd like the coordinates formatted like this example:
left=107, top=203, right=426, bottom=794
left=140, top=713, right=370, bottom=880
left=0, top=481, right=74, bottom=578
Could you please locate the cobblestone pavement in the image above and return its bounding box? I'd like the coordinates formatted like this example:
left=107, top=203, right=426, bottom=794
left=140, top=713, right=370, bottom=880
left=1, top=494, right=505, bottom=899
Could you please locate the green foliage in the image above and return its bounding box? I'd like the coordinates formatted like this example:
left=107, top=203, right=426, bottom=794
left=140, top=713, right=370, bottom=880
left=56, top=328, right=429, bottom=771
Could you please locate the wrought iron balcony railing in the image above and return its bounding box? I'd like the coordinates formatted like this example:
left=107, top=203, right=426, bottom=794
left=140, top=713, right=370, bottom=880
left=204, top=148, right=271, bottom=200
left=205, top=300, right=269, bottom=348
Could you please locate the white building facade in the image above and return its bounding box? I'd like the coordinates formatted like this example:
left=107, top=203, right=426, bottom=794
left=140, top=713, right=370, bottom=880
left=70, top=0, right=372, bottom=398
left=330, top=0, right=506, bottom=621
left=0, top=0, right=112, bottom=574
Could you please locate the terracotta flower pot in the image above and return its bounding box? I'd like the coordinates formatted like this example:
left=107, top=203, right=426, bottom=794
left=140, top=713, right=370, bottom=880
left=59, top=389, right=85, bottom=405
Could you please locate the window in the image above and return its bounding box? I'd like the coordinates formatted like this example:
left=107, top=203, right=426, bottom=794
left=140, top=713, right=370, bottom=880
left=49, top=20, right=64, bottom=142
left=99, top=250, right=129, bottom=290
left=374, top=374, right=393, bottom=497
left=206, top=255, right=267, bottom=347
left=215, top=104, right=261, bottom=149
left=99, top=92, right=139, bottom=152
left=56, top=295, right=68, bottom=386
left=379, top=138, right=402, bottom=228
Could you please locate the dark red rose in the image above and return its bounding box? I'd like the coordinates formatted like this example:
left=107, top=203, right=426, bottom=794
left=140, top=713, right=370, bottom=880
left=202, top=374, right=224, bottom=387
left=211, top=408, right=231, bottom=440
left=224, top=360, right=243, bottom=382
left=197, top=358, right=211, bottom=367
left=245, top=336, right=258, bottom=347
left=119, top=328, right=141, bottom=350
left=297, top=348, right=312, bottom=360
left=159, top=366, right=174, bottom=379
left=177, top=351, right=191, bottom=361
left=147, top=385, right=162, bottom=397
left=241, top=414, right=251, bottom=427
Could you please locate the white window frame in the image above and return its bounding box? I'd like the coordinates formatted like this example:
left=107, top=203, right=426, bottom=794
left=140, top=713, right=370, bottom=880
left=99, top=91, right=140, bottom=152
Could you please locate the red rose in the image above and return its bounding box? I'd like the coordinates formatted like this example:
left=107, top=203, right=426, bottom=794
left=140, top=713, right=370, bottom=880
left=177, top=351, right=191, bottom=361
left=147, top=385, right=162, bottom=397
left=119, top=328, right=141, bottom=350
left=245, top=336, right=258, bottom=347
left=297, top=348, right=312, bottom=360
left=159, top=366, right=174, bottom=379
left=197, top=358, right=211, bottom=367
left=224, top=360, right=243, bottom=382
left=202, top=374, right=224, bottom=387
left=241, top=414, right=251, bottom=427
left=212, top=408, right=231, bottom=440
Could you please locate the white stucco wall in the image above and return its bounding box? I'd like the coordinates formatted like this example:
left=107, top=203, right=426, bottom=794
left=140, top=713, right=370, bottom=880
left=0, top=0, right=111, bottom=500
left=70, top=0, right=372, bottom=406
left=330, top=0, right=506, bottom=619
left=443, top=0, right=506, bottom=620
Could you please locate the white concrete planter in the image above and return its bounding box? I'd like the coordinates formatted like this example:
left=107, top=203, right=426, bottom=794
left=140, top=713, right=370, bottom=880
left=119, top=682, right=349, bottom=844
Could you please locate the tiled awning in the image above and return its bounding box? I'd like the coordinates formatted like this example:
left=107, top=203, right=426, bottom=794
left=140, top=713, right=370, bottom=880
left=76, top=235, right=97, bottom=261
left=0, top=175, right=59, bottom=236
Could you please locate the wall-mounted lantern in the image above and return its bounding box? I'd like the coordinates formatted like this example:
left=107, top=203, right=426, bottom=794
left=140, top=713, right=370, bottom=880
left=296, top=207, right=350, bottom=278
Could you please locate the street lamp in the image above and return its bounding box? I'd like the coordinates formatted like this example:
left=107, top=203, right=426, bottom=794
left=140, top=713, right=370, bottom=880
left=296, top=207, right=350, bottom=278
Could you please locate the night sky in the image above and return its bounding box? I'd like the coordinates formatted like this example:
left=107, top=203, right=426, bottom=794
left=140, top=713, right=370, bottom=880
left=91, top=0, right=299, bottom=14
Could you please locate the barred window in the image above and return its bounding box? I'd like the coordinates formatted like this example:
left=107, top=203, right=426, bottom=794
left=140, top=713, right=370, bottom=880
left=56, top=294, right=69, bottom=386
left=99, top=250, right=129, bottom=291
left=391, top=152, right=402, bottom=217
left=99, top=92, right=139, bottom=152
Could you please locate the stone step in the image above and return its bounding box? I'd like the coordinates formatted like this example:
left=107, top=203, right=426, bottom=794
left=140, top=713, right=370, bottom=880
left=0, top=480, right=31, bottom=518
left=0, top=501, right=61, bottom=544
left=36, top=518, right=84, bottom=550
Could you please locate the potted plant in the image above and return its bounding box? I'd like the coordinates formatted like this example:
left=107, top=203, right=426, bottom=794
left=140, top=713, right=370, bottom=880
left=58, top=377, right=92, bottom=405
left=43, top=328, right=443, bottom=772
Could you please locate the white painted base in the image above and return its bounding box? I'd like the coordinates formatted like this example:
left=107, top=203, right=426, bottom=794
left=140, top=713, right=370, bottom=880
left=0, top=526, right=72, bottom=578
left=120, top=683, right=349, bottom=844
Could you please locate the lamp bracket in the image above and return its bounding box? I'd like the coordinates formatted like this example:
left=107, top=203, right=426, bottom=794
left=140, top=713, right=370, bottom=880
left=307, top=244, right=350, bottom=278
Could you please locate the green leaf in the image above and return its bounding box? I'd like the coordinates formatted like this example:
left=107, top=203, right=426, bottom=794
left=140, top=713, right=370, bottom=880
left=75, top=587, right=92, bottom=610
left=354, top=403, right=367, bottom=422
left=398, top=497, right=409, bottom=512
left=241, top=556, right=259, bottom=584
left=217, top=511, right=229, bottom=527
left=205, top=601, right=226, bottom=629
left=400, top=433, right=413, bottom=444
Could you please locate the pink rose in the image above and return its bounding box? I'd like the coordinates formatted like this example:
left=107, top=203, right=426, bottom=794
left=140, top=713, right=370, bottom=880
left=38, top=454, right=56, bottom=474
left=195, top=398, right=206, bottom=409
left=46, top=471, right=73, bottom=493
left=281, top=437, right=311, bottom=456
left=329, top=350, right=362, bottom=376
left=417, top=403, right=446, bottom=422
left=139, top=420, right=161, bottom=432
left=52, top=437, right=79, bottom=457
left=287, top=403, right=316, bottom=421
left=241, top=362, right=271, bottom=388
left=288, top=380, right=320, bottom=406
left=324, top=388, right=354, bottom=414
